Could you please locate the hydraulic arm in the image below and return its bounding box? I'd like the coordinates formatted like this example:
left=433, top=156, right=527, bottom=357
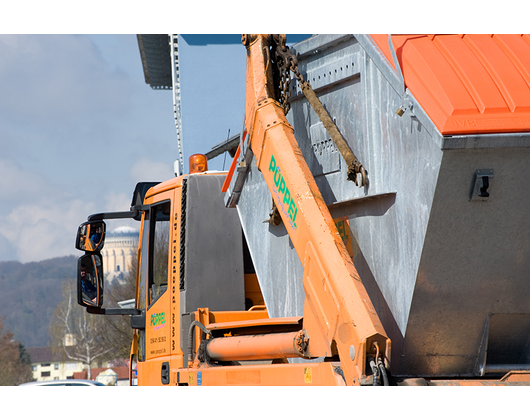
left=241, top=34, right=390, bottom=385
left=78, top=33, right=530, bottom=387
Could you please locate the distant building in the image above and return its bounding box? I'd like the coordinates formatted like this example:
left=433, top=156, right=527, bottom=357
left=73, top=366, right=129, bottom=386
left=27, top=347, right=84, bottom=382
left=102, top=226, right=139, bottom=283
left=27, top=346, right=129, bottom=385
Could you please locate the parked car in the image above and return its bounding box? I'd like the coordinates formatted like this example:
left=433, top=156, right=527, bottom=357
left=20, top=379, right=106, bottom=386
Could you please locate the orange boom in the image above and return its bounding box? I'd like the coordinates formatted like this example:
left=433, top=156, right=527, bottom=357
left=74, top=34, right=530, bottom=386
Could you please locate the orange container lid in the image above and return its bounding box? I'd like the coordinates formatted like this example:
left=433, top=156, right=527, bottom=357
left=371, top=34, right=530, bottom=135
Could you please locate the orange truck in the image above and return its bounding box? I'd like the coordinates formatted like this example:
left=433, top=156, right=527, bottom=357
left=75, top=34, right=530, bottom=385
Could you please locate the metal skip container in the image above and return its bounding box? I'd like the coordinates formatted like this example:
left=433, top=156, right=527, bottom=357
left=227, top=34, right=530, bottom=377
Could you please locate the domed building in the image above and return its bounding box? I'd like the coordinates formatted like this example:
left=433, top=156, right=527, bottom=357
left=102, top=226, right=139, bottom=283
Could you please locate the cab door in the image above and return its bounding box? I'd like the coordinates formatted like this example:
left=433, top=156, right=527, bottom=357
left=139, top=190, right=173, bottom=384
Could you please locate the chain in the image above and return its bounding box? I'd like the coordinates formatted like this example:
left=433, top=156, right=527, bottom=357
left=271, top=34, right=310, bottom=111
left=270, top=35, right=367, bottom=187
left=272, top=35, right=297, bottom=114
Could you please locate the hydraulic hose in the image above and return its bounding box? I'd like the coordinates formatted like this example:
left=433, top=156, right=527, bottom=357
left=378, top=357, right=390, bottom=386
left=187, top=321, right=212, bottom=367
left=370, top=354, right=390, bottom=386
left=369, top=358, right=381, bottom=386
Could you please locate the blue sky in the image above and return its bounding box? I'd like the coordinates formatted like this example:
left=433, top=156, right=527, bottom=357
left=0, top=34, right=248, bottom=262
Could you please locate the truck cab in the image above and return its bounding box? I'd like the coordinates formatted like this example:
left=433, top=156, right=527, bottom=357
left=75, top=155, right=265, bottom=385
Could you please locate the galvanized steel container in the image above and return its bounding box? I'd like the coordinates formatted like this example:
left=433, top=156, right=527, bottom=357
left=229, top=34, right=530, bottom=377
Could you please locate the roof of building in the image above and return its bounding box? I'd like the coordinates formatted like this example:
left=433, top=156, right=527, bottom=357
left=113, top=226, right=139, bottom=234
left=136, top=34, right=312, bottom=91
left=27, top=347, right=77, bottom=364
left=106, top=226, right=140, bottom=238
left=27, top=347, right=54, bottom=363
left=137, top=34, right=172, bottom=89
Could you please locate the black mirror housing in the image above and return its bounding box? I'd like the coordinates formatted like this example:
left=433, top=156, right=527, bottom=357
left=77, top=253, right=104, bottom=308
left=75, top=221, right=106, bottom=252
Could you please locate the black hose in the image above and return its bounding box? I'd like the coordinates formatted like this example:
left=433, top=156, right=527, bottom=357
left=369, top=358, right=381, bottom=386
left=378, top=358, right=389, bottom=386
left=187, top=321, right=212, bottom=366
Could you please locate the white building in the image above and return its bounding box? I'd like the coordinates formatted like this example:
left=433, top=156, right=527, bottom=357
left=27, top=347, right=85, bottom=381
left=102, top=226, right=139, bottom=283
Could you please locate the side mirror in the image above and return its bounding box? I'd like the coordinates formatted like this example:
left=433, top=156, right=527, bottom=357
left=77, top=253, right=104, bottom=308
left=75, top=221, right=106, bottom=252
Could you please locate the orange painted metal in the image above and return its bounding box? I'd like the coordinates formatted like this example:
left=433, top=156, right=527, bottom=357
left=129, top=35, right=530, bottom=386
left=426, top=370, right=530, bottom=386
left=371, top=34, right=530, bottom=135
left=221, top=144, right=239, bottom=192
left=500, top=371, right=530, bottom=383
left=205, top=331, right=305, bottom=361
left=206, top=316, right=300, bottom=332
left=204, top=309, right=270, bottom=325
left=221, top=129, right=246, bottom=192
left=180, top=362, right=346, bottom=386
left=242, top=35, right=390, bottom=385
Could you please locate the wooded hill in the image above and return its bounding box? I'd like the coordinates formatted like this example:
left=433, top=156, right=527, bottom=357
left=0, top=256, right=78, bottom=348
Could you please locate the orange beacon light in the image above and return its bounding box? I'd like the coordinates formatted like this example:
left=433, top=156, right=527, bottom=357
left=189, top=154, right=208, bottom=174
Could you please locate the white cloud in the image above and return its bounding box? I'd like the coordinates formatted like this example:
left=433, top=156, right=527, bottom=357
left=0, top=199, right=97, bottom=263
left=129, top=157, right=174, bottom=183
left=104, top=191, right=131, bottom=212
left=0, top=34, right=247, bottom=264
left=0, top=35, right=146, bottom=263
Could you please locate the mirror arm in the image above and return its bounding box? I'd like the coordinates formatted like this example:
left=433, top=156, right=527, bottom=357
left=86, top=307, right=146, bottom=330
left=86, top=307, right=141, bottom=316
left=88, top=211, right=140, bottom=222
left=131, top=204, right=150, bottom=212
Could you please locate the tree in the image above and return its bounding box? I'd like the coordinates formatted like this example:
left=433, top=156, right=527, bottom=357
left=98, top=253, right=137, bottom=361
left=0, top=318, right=33, bottom=385
left=49, top=278, right=110, bottom=379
